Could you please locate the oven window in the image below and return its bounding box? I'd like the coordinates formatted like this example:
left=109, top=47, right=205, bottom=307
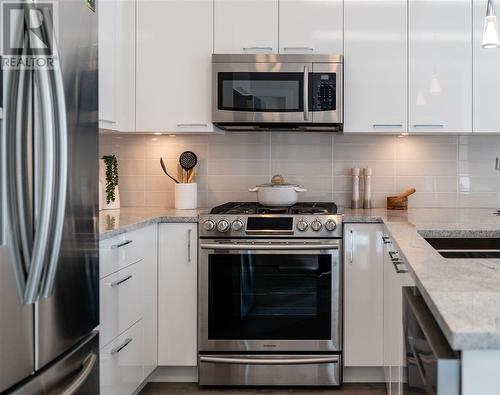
left=208, top=253, right=332, bottom=340
left=217, top=72, right=303, bottom=112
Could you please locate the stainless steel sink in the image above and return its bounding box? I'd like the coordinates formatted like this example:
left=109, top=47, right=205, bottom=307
left=424, top=238, right=500, bottom=258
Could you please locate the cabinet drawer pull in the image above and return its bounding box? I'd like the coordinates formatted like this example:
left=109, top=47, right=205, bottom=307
left=372, top=123, right=404, bottom=128
left=283, top=46, right=314, bottom=52
left=111, top=239, right=132, bottom=249
left=242, top=46, right=273, bottom=51
left=350, top=230, right=354, bottom=264
left=110, top=338, right=133, bottom=355
left=187, top=228, right=192, bottom=262
left=388, top=251, right=399, bottom=260
left=99, top=119, right=116, bottom=124
left=110, top=274, right=133, bottom=287
left=413, top=124, right=444, bottom=128
left=382, top=236, right=391, bottom=244
left=392, top=260, right=408, bottom=274
left=176, top=123, right=208, bottom=127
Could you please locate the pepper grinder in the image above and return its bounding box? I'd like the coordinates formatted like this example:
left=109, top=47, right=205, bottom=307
left=351, top=168, right=360, bottom=209
left=363, top=168, right=372, bottom=209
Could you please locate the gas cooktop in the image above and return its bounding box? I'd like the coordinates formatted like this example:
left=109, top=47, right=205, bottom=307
left=201, top=202, right=343, bottom=238
left=210, top=202, right=339, bottom=215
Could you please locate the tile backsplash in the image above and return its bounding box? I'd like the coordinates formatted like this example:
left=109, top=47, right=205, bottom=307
left=99, top=132, right=500, bottom=209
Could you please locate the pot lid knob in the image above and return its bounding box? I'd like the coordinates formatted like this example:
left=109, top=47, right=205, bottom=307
left=271, top=174, right=284, bottom=184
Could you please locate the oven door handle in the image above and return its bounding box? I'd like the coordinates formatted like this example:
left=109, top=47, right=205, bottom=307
left=199, top=356, right=339, bottom=365
left=200, top=243, right=339, bottom=251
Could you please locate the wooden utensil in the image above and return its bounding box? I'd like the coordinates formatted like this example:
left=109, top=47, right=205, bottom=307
left=159, top=157, right=179, bottom=184
left=387, top=188, right=416, bottom=210
left=177, top=163, right=184, bottom=183
left=187, top=168, right=196, bottom=183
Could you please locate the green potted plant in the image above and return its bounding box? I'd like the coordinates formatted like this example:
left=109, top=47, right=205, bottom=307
left=100, top=155, right=120, bottom=210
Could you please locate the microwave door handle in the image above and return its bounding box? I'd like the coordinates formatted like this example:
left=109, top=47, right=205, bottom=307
left=303, top=66, right=309, bottom=122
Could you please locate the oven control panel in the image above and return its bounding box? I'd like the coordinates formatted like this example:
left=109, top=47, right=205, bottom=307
left=199, top=215, right=343, bottom=238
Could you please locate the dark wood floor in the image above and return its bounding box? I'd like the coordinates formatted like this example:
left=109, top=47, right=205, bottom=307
left=139, top=383, right=387, bottom=395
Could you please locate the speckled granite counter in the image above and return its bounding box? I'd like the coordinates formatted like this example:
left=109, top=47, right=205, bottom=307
left=345, top=208, right=500, bottom=351
left=99, top=207, right=208, bottom=240
left=100, top=206, right=500, bottom=350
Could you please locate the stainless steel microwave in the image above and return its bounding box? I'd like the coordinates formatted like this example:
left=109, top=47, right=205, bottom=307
left=212, top=54, right=343, bottom=132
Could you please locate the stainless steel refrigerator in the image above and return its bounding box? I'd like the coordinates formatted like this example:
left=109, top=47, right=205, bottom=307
left=0, top=0, right=99, bottom=393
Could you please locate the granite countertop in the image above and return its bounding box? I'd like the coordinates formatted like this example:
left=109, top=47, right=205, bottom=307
left=99, top=207, right=208, bottom=239
left=345, top=208, right=500, bottom=351
left=100, top=205, right=500, bottom=350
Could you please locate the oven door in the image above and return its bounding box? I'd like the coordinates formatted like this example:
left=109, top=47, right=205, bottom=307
left=213, top=62, right=313, bottom=124
left=198, top=239, right=341, bottom=352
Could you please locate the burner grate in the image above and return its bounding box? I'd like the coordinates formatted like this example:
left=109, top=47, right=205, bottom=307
left=210, top=202, right=338, bottom=215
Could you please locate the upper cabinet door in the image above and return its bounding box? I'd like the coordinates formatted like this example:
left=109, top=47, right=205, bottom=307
left=279, top=0, right=343, bottom=54
left=98, top=0, right=136, bottom=132
left=473, top=0, right=500, bottom=133
left=214, top=0, right=278, bottom=53
left=136, top=0, right=214, bottom=133
left=409, top=0, right=472, bottom=134
left=344, top=0, right=407, bottom=133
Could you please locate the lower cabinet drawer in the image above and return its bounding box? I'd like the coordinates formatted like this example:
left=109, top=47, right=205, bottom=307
left=100, top=261, right=143, bottom=347
left=100, top=226, right=153, bottom=279
left=100, top=320, right=144, bottom=395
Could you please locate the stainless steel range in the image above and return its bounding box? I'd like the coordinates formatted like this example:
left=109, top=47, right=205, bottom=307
left=198, top=202, right=343, bottom=386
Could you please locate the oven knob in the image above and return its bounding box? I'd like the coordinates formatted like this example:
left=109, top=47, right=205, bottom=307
left=203, top=220, right=215, bottom=231
left=217, top=219, right=230, bottom=233
left=325, top=219, right=337, bottom=231
left=232, top=220, right=244, bottom=231
left=311, top=219, right=323, bottom=232
left=296, top=219, right=309, bottom=231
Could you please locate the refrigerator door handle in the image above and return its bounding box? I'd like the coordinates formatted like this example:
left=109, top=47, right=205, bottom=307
left=41, top=10, right=69, bottom=297
left=3, top=58, right=28, bottom=301
left=59, top=353, right=97, bottom=395
left=22, top=4, right=61, bottom=303
left=24, top=62, right=56, bottom=304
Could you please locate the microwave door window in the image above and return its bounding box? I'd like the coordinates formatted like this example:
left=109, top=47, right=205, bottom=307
left=218, top=72, right=303, bottom=112
left=208, top=253, right=332, bottom=340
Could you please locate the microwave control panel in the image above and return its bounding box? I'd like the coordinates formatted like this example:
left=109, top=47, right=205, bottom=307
left=311, top=73, right=336, bottom=112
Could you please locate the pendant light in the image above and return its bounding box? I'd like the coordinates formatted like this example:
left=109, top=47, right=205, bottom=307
left=483, top=0, right=500, bottom=48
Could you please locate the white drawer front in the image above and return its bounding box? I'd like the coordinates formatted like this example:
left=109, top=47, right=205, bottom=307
left=100, top=226, right=154, bottom=278
left=100, top=261, right=143, bottom=347
left=100, top=319, right=144, bottom=395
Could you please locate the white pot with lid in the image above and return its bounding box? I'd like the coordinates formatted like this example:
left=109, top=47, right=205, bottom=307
left=249, top=175, right=307, bottom=206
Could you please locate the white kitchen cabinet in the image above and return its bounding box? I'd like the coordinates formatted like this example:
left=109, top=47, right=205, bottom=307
left=344, top=0, right=407, bottom=134
left=99, top=225, right=158, bottom=395
left=100, top=226, right=152, bottom=279
left=409, top=0, right=472, bottom=134
left=100, top=260, right=144, bottom=348
left=382, top=231, right=415, bottom=395
left=473, top=0, right=500, bottom=133
left=100, top=320, right=144, bottom=395
left=142, top=226, right=158, bottom=378
left=158, top=223, right=198, bottom=366
left=344, top=224, right=384, bottom=367
left=98, top=0, right=135, bottom=132
left=214, top=0, right=278, bottom=54
left=136, top=0, right=214, bottom=133
left=279, top=0, right=342, bottom=54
